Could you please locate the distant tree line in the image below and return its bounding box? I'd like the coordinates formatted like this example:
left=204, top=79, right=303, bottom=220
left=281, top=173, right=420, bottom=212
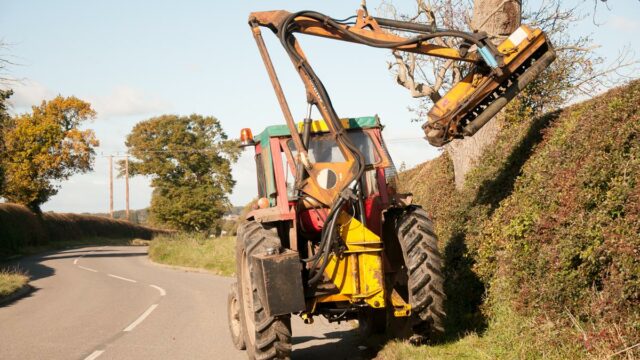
left=87, top=208, right=151, bottom=225
left=0, top=89, right=240, bottom=232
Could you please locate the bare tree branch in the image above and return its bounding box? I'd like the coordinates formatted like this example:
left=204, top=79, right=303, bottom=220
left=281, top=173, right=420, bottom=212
left=0, top=40, right=20, bottom=87
left=380, top=0, right=639, bottom=115
left=391, top=51, right=441, bottom=101
left=555, top=45, right=600, bottom=52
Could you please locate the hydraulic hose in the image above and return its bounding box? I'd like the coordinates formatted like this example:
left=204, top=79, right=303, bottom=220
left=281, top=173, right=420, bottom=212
left=307, top=202, right=342, bottom=286
left=278, top=12, right=366, bottom=187
left=288, top=11, right=487, bottom=52
left=274, top=10, right=490, bottom=287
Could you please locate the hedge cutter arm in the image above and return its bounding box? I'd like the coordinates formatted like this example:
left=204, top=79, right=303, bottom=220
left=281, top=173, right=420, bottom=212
left=249, top=8, right=555, bottom=207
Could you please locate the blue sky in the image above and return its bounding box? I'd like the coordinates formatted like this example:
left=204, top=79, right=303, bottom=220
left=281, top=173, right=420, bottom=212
left=1, top=0, right=638, bottom=213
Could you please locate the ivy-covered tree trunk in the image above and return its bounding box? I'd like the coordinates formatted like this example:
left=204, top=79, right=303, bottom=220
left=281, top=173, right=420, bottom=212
left=445, top=0, right=521, bottom=189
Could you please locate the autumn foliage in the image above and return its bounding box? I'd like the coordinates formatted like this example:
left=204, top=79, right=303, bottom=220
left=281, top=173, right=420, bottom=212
left=1, top=96, right=99, bottom=211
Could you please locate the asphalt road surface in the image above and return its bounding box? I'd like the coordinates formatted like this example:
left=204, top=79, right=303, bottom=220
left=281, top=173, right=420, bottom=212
left=0, top=246, right=371, bottom=360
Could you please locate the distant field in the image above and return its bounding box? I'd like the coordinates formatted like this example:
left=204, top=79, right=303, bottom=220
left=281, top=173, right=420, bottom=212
left=148, top=233, right=236, bottom=276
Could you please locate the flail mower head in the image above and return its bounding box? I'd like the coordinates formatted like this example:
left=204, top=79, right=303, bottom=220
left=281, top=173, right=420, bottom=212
left=424, top=25, right=556, bottom=146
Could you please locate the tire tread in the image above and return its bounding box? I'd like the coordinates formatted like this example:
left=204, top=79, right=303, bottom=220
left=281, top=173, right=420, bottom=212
left=396, top=207, right=446, bottom=338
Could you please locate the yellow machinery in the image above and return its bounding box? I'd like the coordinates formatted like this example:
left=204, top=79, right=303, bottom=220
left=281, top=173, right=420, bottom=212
left=227, top=6, right=555, bottom=360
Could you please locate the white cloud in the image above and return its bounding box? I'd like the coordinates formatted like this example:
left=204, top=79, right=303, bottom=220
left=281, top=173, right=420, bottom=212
left=610, top=15, right=639, bottom=31
left=230, top=151, right=258, bottom=206
left=7, top=82, right=170, bottom=120
left=91, top=85, right=171, bottom=118
left=9, top=80, right=55, bottom=111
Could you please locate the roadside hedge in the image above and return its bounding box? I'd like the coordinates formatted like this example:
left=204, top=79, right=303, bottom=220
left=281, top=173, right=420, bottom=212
left=0, top=203, right=162, bottom=256
left=399, top=80, right=640, bottom=357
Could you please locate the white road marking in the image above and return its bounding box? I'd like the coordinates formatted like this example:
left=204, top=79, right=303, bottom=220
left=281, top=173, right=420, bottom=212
left=108, top=274, right=137, bottom=283
left=149, top=284, right=166, bottom=296
left=84, top=350, right=104, bottom=360
left=74, top=247, right=95, bottom=265
left=123, top=304, right=158, bottom=332
left=78, top=266, right=98, bottom=273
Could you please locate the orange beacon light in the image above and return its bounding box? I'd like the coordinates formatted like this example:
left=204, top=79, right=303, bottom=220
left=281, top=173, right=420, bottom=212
left=240, top=128, right=255, bottom=147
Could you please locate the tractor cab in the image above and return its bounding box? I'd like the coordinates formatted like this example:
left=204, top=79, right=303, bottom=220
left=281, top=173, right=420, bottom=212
left=241, top=115, right=397, bottom=237
left=232, top=115, right=445, bottom=356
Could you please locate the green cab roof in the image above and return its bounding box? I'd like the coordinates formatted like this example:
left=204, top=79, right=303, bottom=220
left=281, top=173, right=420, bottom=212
left=254, top=115, right=380, bottom=145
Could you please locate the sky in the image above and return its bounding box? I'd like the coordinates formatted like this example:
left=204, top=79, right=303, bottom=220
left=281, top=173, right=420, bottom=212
left=0, top=0, right=638, bottom=213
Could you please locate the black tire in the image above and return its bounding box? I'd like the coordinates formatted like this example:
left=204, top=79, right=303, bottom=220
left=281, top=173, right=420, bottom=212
left=227, top=282, right=246, bottom=350
left=396, top=207, right=446, bottom=339
left=236, top=221, right=292, bottom=360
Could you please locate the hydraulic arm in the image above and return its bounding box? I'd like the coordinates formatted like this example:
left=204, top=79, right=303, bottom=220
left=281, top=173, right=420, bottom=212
left=231, top=9, right=555, bottom=355
left=249, top=8, right=555, bottom=209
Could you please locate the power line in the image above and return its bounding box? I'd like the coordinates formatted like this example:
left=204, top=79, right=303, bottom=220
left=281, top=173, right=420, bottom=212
left=384, top=137, right=427, bottom=143
left=99, top=137, right=427, bottom=157
left=99, top=149, right=225, bottom=157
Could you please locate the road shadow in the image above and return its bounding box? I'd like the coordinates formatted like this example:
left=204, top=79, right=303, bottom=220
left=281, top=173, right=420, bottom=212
left=55, top=249, right=114, bottom=254
left=0, top=286, right=39, bottom=308
left=0, top=252, right=53, bottom=307
left=293, top=328, right=378, bottom=360
left=441, top=232, right=487, bottom=339
left=1, top=258, right=55, bottom=282
left=39, top=252, right=146, bottom=261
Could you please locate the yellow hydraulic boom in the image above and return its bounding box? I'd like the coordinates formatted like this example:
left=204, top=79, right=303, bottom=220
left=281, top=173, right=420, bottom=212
left=248, top=8, right=555, bottom=209
left=230, top=8, right=555, bottom=354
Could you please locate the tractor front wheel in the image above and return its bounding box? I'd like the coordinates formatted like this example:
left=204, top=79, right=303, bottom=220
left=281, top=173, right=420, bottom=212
left=236, top=221, right=292, bottom=360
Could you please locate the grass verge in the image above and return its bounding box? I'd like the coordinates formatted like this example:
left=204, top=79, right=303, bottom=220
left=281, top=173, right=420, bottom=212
left=148, top=233, right=235, bottom=276
left=0, top=268, right=29, bottom=297
left=376, top=302, right=585, bottom=360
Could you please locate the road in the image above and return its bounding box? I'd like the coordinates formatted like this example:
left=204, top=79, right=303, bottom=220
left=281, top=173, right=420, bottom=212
left=0, top=246, right=371, bottom=360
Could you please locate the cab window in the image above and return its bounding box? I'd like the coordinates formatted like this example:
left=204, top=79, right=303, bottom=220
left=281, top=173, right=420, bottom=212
left=287, top=131, right=380, bottom=166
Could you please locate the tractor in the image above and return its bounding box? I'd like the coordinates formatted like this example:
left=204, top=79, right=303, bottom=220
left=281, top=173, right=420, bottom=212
left=227, top=5, right=554, bottom=359
left=228, top=116, right=443, bottom=359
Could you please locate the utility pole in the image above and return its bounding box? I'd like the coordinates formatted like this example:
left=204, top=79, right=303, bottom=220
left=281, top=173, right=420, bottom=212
left=125, top=155, right=130, bottom=221
left=109, top=155, right=114, bottom=218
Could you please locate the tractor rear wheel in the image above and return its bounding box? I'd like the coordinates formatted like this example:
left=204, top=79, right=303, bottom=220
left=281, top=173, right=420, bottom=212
left=236, top=221, right=292, bottom=360
left=395, top=207, right=446, bottom=341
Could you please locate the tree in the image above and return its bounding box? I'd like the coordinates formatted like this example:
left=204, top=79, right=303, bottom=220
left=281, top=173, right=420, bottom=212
left=0, top=39, right=16, bottom=195
left=2, top=96, right=99, bottom=212
left=123, top=114, right=240, bottom=231
left=447, top=0, right=521, bottom=190
left=0, top=89, right=13, bottom=194
left=382, top=0, right=638, bottom=188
